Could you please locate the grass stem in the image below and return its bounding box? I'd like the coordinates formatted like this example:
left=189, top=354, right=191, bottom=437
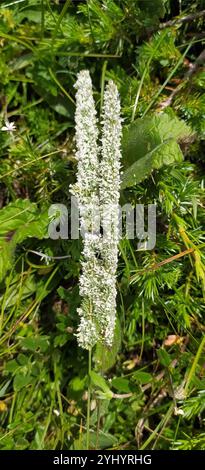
left=86, top=348, right=92, bottom=450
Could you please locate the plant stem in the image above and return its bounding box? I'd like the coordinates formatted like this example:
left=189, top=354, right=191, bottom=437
left=160, top=9, right=205, bottom=29
left=142, top=40, right=193, bottom=117
left=100, top=60, right=108, bottom=114
left=96, top=399, right=101, bottom=450
left=131, top=33, right=165, bottom=121
left=86, top=348, right=92, bottom=450
left=140, top=404, right=174, bottom=450
left=184, top=334, right=205, bottom=396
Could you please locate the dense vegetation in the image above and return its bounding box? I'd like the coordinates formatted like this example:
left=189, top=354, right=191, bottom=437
left=0, top=0, right=205, bottom=450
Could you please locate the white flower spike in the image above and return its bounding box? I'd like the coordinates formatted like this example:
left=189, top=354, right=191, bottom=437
left=70, top=70, right=100, bottom=350
left=70, top=70, right=122, bottom=350
left=99, top=80, right=122, bottom=347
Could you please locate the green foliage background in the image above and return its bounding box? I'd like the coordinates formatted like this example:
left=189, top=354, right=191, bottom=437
left=0, top=0, right=204, bottom=450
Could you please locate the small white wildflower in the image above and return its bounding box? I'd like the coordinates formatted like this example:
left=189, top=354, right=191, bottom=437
left=174, top=406, right=185, bottom=416
left=1, top=120, right=16, bottom=132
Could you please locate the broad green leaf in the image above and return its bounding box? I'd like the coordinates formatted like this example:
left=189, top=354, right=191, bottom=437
left=68, top=376, right=87, bottom=400
left=17, top=354, right=29, bottom=366
left=20, top=336, right=50, bottom=352
left=121, top=113, right=192, bottom=188
left=91, top=430, right=118, bottom=448
left=111, top=377, right=131, bottom=393
left=122, top=139, right=182, bottom=188
left=15, top=438, right=29, bottom=450
left=90, top=371, right=112, bottom=398
left=69, top=376, right=86, bottom=392
left=74, top=429, right=118, bottom=450
left=0, top=198, right=36, bottom=234
left=94, top=317, right=121, bottom=372
left=132, top=371, right=153, bottom=384
left=13, top=374, right=32, bottom=391
left=5, top=360, right=19, bottom=373
left=16, top=10, right=42, bottom=23
left=0, top=199, right=49, bottom=282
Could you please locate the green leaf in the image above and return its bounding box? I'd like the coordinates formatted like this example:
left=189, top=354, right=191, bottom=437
left=5, top=360, right=19, bottom=373
left=0, top=380, right=11, bottom=398
left=111, top=377, right=131, bottom=393
left=13, top=374, right=32, bottom=391
left=16, top=10, right=42, bottom=24
left=74, top=429, right=118, bottom=450
left=0, top=275, right=37, bottom=308
left=15, top=437, right=29, bottom=450
left=68, top=376, right=87, bottom=400
left=0, top=198, right=36, bottom=234
left=94, top=318, right=121, bottom=372
left=132, top=371, right=153, bottom=384
left=0, top=199, right=49, bottom=282
left=93, top=430, right=118, bottom=448
left=157, top=348, right=172, bottom=367
left=32, top=70, right=74, bottom=118
left=54, top=333, right=69, bottom=347
left=69, top=376, right=86, bottom=392
left=20, top=336, right=50, bottom=352
left=90, top=371, right=113, bottom=399
left=121, top=113, right=192, bottom=188
left=17, top=354, right=29, bottom=366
